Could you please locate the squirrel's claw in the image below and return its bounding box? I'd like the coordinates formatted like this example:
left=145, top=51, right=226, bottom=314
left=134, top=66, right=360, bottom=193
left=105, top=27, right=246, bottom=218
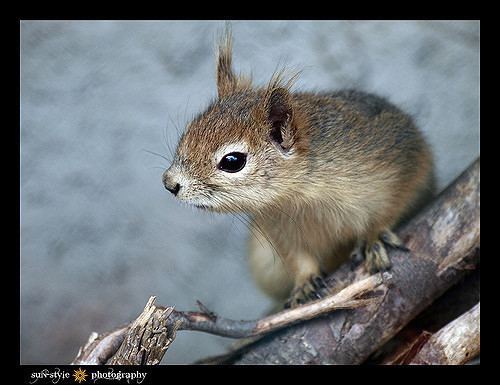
left=285, top=230, right=409, bottom=307
left=379, top=229, right=410, bottom=251
left=352, top=230, right=409, bottom=274
left=284, top=274, right=330, bottom=308
left=364, top=240, right=392, bottom=274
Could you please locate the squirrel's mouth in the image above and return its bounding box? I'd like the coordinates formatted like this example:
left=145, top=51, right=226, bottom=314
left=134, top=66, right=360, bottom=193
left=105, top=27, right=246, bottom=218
left=192, top=203, right=221, bottom=213
left=189, top=197, right=231, bottom=212
left=190, top=200, right=216, bottom=211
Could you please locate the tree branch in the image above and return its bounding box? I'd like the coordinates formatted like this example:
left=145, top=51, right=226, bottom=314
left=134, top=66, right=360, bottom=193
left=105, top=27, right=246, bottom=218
left=409, top=302, right=480, bottom=365
left=169, top=272, right=386, bottom=337
left=72, top=273, right=386, bottom=364
left=369, top=267, right=480, bottom=365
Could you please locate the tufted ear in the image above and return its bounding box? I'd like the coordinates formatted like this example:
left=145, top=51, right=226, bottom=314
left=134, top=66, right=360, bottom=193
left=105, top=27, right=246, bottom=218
left=266, top=87, right=295, bottom=152
left=216, top=27, right=251, bottom=98
left=216, top=29, right=238, bottom=98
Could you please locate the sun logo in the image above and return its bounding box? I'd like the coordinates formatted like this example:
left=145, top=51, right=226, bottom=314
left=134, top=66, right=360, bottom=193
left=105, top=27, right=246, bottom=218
left=72, top=367, right=88, bottom=383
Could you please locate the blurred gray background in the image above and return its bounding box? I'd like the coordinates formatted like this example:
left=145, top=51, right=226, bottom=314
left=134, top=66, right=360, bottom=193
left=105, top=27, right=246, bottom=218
left=20, top=20, right=479, bottom=364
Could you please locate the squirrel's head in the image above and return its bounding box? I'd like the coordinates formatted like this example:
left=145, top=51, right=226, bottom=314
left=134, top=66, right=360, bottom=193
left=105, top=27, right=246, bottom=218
left=162, top=30, right=307, bottom=213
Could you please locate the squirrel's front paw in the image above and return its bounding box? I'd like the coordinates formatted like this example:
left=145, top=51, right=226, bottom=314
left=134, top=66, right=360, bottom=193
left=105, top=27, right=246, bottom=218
left=284, top=275, right=330, bottom=308
left=354, top=229, right=409, bottom=274
left=364, top=240, right=391, bottom=273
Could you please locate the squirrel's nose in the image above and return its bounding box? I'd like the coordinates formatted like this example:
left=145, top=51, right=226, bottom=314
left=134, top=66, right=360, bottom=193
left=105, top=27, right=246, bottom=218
left=162, top=170, right=181, bottom=196
left=166, top=182, right=181, bottom=196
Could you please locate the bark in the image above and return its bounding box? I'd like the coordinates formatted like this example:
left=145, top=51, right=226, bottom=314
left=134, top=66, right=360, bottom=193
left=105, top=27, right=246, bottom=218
left=371, top=267, right=480, bottom=365
left=72, top=326, right=128, bottom=365
left=72, top=298, right=180, bottom=365
left=108, top=298, right=179, bottom=365
left=409, top=303, right=480, bottom=365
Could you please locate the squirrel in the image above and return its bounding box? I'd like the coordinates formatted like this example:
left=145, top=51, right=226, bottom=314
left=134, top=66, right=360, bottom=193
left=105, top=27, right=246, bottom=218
left=162, top=30, right=435, bottom=307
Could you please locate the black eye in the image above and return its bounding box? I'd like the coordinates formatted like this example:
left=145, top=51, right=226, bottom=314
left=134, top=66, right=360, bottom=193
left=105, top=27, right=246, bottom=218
left=218, top=152, right=247, bottom=173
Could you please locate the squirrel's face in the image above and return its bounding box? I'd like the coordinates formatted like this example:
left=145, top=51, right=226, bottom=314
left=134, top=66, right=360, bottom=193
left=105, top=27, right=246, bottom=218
left=163, top=32, right=305, bottom=212
left=162, top=89, right=304, bottom=213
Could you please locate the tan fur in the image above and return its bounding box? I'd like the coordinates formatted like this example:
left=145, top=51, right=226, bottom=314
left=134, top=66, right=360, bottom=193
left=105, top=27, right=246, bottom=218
left=163, top=30, right=435, bottom=304
left=216, top=27, right=252, bottom=98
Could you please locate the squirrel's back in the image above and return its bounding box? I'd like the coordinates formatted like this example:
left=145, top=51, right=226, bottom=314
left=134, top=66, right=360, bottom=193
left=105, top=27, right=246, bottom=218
left=291, top=89, right=435, bottom=224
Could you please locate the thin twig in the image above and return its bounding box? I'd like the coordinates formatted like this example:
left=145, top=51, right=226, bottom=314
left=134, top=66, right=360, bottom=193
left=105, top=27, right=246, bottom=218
left=170, top=272, right=388, bottom=338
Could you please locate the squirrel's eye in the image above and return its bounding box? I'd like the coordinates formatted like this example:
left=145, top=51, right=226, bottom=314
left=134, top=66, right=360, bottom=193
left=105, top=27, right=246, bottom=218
left=218, top=152, right=247, bottom=173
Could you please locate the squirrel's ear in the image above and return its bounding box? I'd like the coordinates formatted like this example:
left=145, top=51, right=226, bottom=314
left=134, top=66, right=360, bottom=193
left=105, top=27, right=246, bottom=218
left=217, top=30, right=237, bottom=98
left=266, top=87, right=295, bottom=152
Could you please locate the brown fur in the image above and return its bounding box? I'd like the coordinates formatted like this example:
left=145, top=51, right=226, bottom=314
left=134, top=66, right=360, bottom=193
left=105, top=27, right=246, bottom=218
left=162, top=30, right=435, bottom=304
